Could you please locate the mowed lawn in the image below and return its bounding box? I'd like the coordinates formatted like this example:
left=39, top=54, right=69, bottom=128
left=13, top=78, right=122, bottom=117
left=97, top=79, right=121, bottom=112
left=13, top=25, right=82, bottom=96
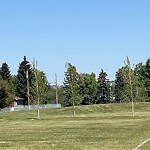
left=0, top=103, right=149, bottom=150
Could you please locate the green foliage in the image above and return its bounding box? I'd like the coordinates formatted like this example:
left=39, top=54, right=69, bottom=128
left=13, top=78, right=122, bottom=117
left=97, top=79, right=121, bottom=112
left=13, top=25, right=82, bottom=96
left=0, top=63, right=15, bottom=108
left=0, top=78, right=16, bottom=108
left=80, top=73, right=97, bottom=105
left=144, top=58, right=150, bottom=100
left=2, top=56, right=150, bottom=107
left=115, top=57, right=137, bottom=104
left=32, top=69, right=50, bottom=104
left=96, top=69, right=110, bottom=104
left=0, top=81, right=7, bottom=108
left=134, top=63, right=147, bottom=101
left=122, top=63, right=135, bottom=102
left=15, top=56, right=34, bottom=103
left=0, top=62, right=11, bottom=81
left=114, top=68, right=126, bottom=102
left=58, top=85, right=66, bottom=105
left=63, top=63, right=82, bottom=106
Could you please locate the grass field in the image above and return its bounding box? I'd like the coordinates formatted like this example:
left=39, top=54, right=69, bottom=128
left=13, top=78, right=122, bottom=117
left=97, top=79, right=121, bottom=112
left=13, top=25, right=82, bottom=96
left=0, top=103, right=149, bottom=150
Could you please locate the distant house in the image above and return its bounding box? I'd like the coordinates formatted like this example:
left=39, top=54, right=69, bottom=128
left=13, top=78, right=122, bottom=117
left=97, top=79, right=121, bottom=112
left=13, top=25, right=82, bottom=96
left=9, top=97, right=26, bottom=107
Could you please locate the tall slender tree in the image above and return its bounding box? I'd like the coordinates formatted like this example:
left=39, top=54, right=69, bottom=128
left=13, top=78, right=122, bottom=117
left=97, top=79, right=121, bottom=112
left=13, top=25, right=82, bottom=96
left=114, top=68, right=126, bottom=103
left=63, top=63, right=81, bottom=116
left=96, top=69, right=110, bottom=104
left=15, top=56, right=34, bottom=104
left=32, top=70, right=50, bottom=104
left=124, top=57, right=135, bottom=117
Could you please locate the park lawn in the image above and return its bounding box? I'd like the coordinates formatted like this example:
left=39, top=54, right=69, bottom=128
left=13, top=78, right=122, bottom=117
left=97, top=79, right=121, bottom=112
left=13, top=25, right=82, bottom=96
left=0, top=103, right=149, bottom=150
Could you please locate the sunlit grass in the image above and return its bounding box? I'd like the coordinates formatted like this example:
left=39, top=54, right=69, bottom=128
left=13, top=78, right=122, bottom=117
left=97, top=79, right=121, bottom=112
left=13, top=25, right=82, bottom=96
left=0, top=103, right=149, bottom=150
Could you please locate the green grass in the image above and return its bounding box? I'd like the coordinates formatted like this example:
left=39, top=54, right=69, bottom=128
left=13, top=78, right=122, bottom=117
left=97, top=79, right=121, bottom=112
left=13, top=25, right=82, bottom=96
left=0, top=103, right=149, bottom=150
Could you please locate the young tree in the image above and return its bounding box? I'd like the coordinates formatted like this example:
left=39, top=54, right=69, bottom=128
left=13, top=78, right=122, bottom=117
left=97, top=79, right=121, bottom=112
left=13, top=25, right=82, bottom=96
left=96, top=69, right=110, bottom=104
left=124, top=57, right=135, bottom=117
left=0, top=62, right=11, bottom=81
left=63, top=63, right=81, bottom=116
left=32, top=70, right=50, bottom=104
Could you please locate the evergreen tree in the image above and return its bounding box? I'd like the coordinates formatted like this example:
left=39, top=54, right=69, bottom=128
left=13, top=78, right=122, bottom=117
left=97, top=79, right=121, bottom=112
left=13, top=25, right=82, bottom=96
left=0, top=82, right=7, bottom=108
left=144, top=58, right=150, bottom=100
left=80, top=73, right=97, bottom=105
left=0, top=63, right=15, bottom=107
left=114, top=68, right=126, bottom=102
left=134, top=63, right=147, bottom=101
left=58, top=85, right=66, bottom=105
left=96, top=69, right=110, bottom=104
left=0, top=79, right=15, bottom=108
left=63, top=63, right=81, bottom=106
left=63, top=63, right=82, bottom=116
left=0, top=62, right=11, bottom=81
left=15, top=56, right=34, bottom=104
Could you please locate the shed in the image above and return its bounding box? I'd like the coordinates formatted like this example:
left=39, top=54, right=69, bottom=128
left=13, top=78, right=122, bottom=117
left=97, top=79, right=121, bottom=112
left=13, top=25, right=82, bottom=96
left=9, top=97, right=26, bottom=107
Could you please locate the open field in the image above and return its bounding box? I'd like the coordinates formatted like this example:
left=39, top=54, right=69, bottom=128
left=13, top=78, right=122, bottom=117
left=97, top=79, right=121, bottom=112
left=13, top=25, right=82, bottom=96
left=0, top=103, right=149, bottom=150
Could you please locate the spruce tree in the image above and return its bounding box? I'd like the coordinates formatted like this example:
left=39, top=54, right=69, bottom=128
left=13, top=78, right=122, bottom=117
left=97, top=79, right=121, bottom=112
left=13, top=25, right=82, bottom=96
left=63, top=63, right=82, bottom=116
left=80, top=73, right=97, bottom=105
left=0, top=62, right=11, bottom=81
left=0, top=86, right=7, bottom=108
left=63, top=63, right=81, bottom=106
left=134, top=63, right=146, bottom=101
left=114, top=68, right=126, bottom=102
left=96, top=69, right=110, bottom=104
left=144, top=58, right=150, bottom=100
left=15, top=56, right=33, bottom=104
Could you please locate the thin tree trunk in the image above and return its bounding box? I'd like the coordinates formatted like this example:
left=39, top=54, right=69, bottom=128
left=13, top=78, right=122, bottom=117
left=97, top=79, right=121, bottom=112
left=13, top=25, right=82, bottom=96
left=129, top=66, right=134, bottom=117
left=73, top=99, right=76, bottom=117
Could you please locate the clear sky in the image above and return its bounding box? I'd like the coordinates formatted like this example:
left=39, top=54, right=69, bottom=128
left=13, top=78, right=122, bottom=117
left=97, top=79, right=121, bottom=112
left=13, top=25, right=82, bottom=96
left=0, top=0, right=150, bottom=85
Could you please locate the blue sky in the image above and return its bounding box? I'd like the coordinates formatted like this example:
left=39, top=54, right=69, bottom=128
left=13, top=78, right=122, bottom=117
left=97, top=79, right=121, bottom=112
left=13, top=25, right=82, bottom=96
left=0, top=0, right=150, bottom=84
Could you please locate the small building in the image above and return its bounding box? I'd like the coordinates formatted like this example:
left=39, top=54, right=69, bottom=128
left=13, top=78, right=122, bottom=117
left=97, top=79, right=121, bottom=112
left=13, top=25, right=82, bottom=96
left=9, top=97, right=26, bottom=107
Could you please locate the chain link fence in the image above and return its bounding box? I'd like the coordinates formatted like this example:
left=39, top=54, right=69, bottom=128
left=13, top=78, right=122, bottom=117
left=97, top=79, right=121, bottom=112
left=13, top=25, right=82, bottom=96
left=0, top=104, right=61, bottom=113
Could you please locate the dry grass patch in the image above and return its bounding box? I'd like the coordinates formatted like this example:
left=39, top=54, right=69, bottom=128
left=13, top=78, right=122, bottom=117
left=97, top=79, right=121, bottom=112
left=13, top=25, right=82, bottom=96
left=0, top=103, right=149, bottom=150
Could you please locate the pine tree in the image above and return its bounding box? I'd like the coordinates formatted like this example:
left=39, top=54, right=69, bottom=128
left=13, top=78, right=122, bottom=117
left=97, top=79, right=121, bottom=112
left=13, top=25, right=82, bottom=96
left=15, top=56, right=34, bottom=104
left=96, top=69, right=110, bottom=104
left=63, top=63, right=81, bottom=106
left=0, top=62, right=11, bottom=81
left=134, top=63, right=146, bottom=101
left=63, top=63, right=82, bottom=116
left=0, top=85, right=7, bottom=108
left=114, top=68, right=126, bottom=102
left=0, top=63, right=14, bottom=107
left=144, top=58, right=150, bottom=99
left=80, top=73, right=97, bottom=105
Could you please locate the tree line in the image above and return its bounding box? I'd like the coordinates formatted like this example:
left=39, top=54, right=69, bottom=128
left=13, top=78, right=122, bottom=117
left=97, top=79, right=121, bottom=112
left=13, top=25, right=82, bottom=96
left=0, top=56, right=150, bottom=108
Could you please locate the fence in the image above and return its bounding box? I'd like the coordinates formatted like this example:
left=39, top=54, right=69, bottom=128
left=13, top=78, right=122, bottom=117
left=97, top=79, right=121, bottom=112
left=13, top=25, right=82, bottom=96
left=0, top=104, right=61, bottom=113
